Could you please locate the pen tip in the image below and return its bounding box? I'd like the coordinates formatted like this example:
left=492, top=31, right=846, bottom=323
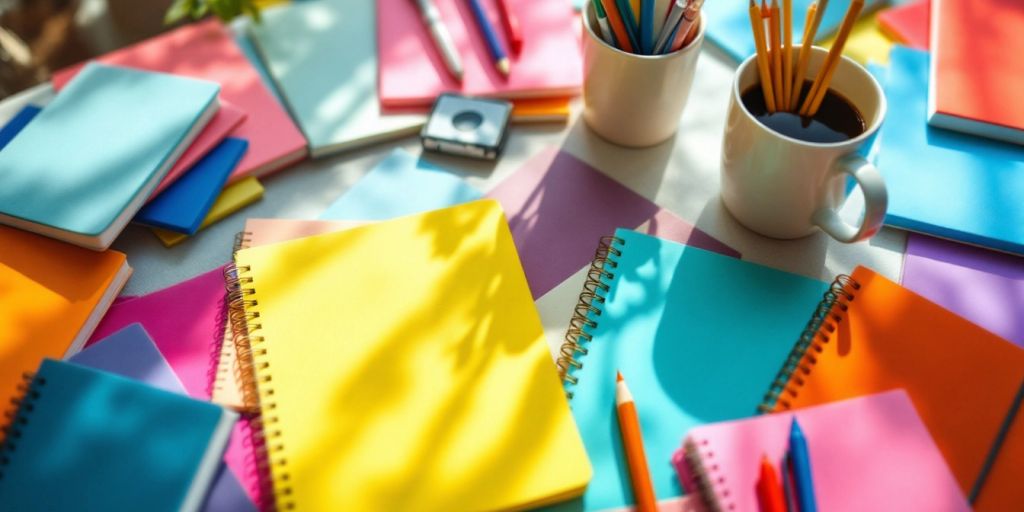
left=496, top=58, right=510, bottom=76
left=616, top=371, right=623, bottom=382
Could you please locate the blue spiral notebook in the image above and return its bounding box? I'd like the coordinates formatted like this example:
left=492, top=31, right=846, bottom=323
left=552, top=229, right=828, bottom=510
left=0, top=358, right=237, bottom=512
left=875, top=47, right=1024, bottom=255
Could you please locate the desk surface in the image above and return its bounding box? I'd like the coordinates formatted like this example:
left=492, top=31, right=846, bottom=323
left=0, top=43, right=905, bottom=300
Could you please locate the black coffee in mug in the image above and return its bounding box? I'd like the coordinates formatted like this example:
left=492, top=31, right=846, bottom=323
left=741, top=81, right=865, bottom=143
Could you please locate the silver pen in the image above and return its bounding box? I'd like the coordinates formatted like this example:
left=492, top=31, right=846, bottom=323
left=414, top=0, right=464, bottom=82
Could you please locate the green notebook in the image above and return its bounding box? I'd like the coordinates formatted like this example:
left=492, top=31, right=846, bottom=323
left=555, top=229, right=829, bottom=510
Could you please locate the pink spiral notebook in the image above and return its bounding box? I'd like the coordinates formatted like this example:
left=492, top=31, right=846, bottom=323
left=376, top=0, right=581, bottom=108
left=676, top=391, right=970, bottom=512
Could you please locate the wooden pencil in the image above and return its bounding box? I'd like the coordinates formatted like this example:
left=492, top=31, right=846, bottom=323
left=789, top=2, right=818, bottom=109
left=781, top=0, right=793, bottom=110
left=768, top=0, right=784, bottom=109
left=749, top=0, right=777, bottom=112
left=800, top=0, right=863, bottom=116
left=616, top=372, right=657, bottom=512
left=601, top=0, right=636, bottom=53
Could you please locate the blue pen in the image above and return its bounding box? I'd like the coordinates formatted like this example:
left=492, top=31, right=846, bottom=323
left=614, top=0, right=642, bottom=53
left=465, top=0, right=510, bottom=76
left=789, top=418, right=818, bottom=512
left=639, top=0, right=654, bottom=54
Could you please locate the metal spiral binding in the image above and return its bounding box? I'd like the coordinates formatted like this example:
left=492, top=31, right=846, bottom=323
left=224, top=239, right=295, bottom=511
left=0, top=372, right=44, bottom=480
left=757, top=274, right=860, bottom=413
left=214, top=231, right=257, bottom=411
left=684, top=437, right=735, bottom=512
left=556, top=235, right=624, bottom=399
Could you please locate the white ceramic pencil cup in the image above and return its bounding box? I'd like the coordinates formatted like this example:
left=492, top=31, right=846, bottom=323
left=581, top=4, right=705, bottom=148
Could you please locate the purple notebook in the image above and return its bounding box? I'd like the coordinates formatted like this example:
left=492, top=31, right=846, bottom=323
left=70, top=323, right=256, bottom=512
left=902, top=233, right=1024, bottom=349
left=486, top=148, right=740, bottom=298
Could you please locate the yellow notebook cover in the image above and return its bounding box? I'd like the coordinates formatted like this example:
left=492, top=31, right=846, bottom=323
left=231, top=200, right=591, bottom=510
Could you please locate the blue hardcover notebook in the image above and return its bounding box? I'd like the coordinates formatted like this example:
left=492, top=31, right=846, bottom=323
left=319, top=148, right=483, bottom=220
left=0, top=104, right=40, bottom=149
left=134, top=138, right=249, bottom=234
left=876, top=47, right=1024, bottom=255
left=0, top=358, right=237, bottom=512
left=704, top=0, right=882, bottom=62
left=70, top=324, right=256, bottom=512
left=0, top=62, right=219, bottom=250
left=553, top=229, right=828, bottom=510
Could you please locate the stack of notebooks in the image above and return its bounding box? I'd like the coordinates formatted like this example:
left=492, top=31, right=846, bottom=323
left=243, top=0, right=579, bottom=158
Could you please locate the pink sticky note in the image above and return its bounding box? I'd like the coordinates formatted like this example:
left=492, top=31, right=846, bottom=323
left=88, top=266, right=265, bottom=506
left=377, top=0, right=581, bottom=109
left=52, top=19, right=307, bottom=182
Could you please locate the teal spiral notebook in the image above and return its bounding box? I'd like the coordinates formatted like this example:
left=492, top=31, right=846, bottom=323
left=554, top=229, right=828, bottom=510
left=0, top=359, right=237, bottom=512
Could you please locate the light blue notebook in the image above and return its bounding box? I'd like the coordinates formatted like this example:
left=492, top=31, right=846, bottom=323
left=248, top=0, right=423, bottom=158
left=876, top=47, right=1024, bottom=255
left=0, top=358, right=237, bottom=512
left=704, top=0, right=882, bottom=62
left=70, top=324, right=256, bottom=512
left=0, top=63, right=219, bottom=250
left=319, top=148, right=483, bottom=220
left=554, top=229, right=827, bottom=510
left=134, top=138, right=248, bottom=234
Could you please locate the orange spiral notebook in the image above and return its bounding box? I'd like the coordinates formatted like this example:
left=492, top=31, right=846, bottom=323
left=760, top=266, right=1024, bottom=512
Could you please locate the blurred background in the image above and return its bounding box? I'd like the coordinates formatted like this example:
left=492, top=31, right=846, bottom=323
left=0, top=0, right=179, bottom=98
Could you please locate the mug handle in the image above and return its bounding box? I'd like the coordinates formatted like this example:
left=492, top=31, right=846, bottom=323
left=811, top=154, right=888, bottom=243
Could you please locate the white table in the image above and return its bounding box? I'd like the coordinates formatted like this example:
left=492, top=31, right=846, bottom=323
left=0, top=42, right=905, bottom=352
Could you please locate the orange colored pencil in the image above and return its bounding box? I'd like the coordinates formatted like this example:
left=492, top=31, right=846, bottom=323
left=781, top=0, right=793, bottom=110
left=800, top=0, right=863, bottom=116
left=756, top=455, right=788, bottom=512
left=600, top=0, right=636, bottom=53
left=768, top=0, right=784, bottom=109
left=616, top=372, right=657, bottom=512
left=749, top=0, right=776, bottom=112
left=789, top=2, right=818, bottom=109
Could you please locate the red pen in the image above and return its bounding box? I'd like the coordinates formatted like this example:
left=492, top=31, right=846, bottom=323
left=495, top=0, right=523, bottom=55
left=756, top=455, right=788, bottom=512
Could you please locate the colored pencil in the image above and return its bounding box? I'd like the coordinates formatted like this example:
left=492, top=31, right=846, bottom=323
left=789, top=2, right=818, bottom=109
left=749, top=0, right=777, bottom=112
left=465, top=0, right=510, bottom=76
left=413, top=0, right=464, bottom=82
left=615, top=0, right=643, bottom=52
left=781, top=0, right=793, bottom=109
left=616, top=372, right=657, bottom=512
left=654, top=0, right=688, bottom=54
left=800, top=0, right=863, bottom=116
left=788, top=418, right=818, bottom=512
left=768, top=0, right=784, bottom=109
left=495, top=0, right=523, bottom=55
left=592, top=0, right=617, bottom=46
left=668, top=0, right=704, bottom=52
left=756, top=455, right=788, bottom=512
left=601, top=0, right=635, bottom=52
left=640, top=0, right=655, bottom=54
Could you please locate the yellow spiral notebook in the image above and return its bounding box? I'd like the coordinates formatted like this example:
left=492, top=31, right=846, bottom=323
left=228, top=200, right=591, bottom=510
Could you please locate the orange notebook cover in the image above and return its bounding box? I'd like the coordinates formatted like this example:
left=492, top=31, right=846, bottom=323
left=0, top=226, right=131, bottom=435
left=761, top=266, right=1024, bottom=511
left=929, top=0, right=1024, bottom=145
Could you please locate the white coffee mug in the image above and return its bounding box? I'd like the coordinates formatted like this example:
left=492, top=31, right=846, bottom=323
left=582, top=4, right=704, bottom=147
left=720, top=47, right=887, bottom=242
